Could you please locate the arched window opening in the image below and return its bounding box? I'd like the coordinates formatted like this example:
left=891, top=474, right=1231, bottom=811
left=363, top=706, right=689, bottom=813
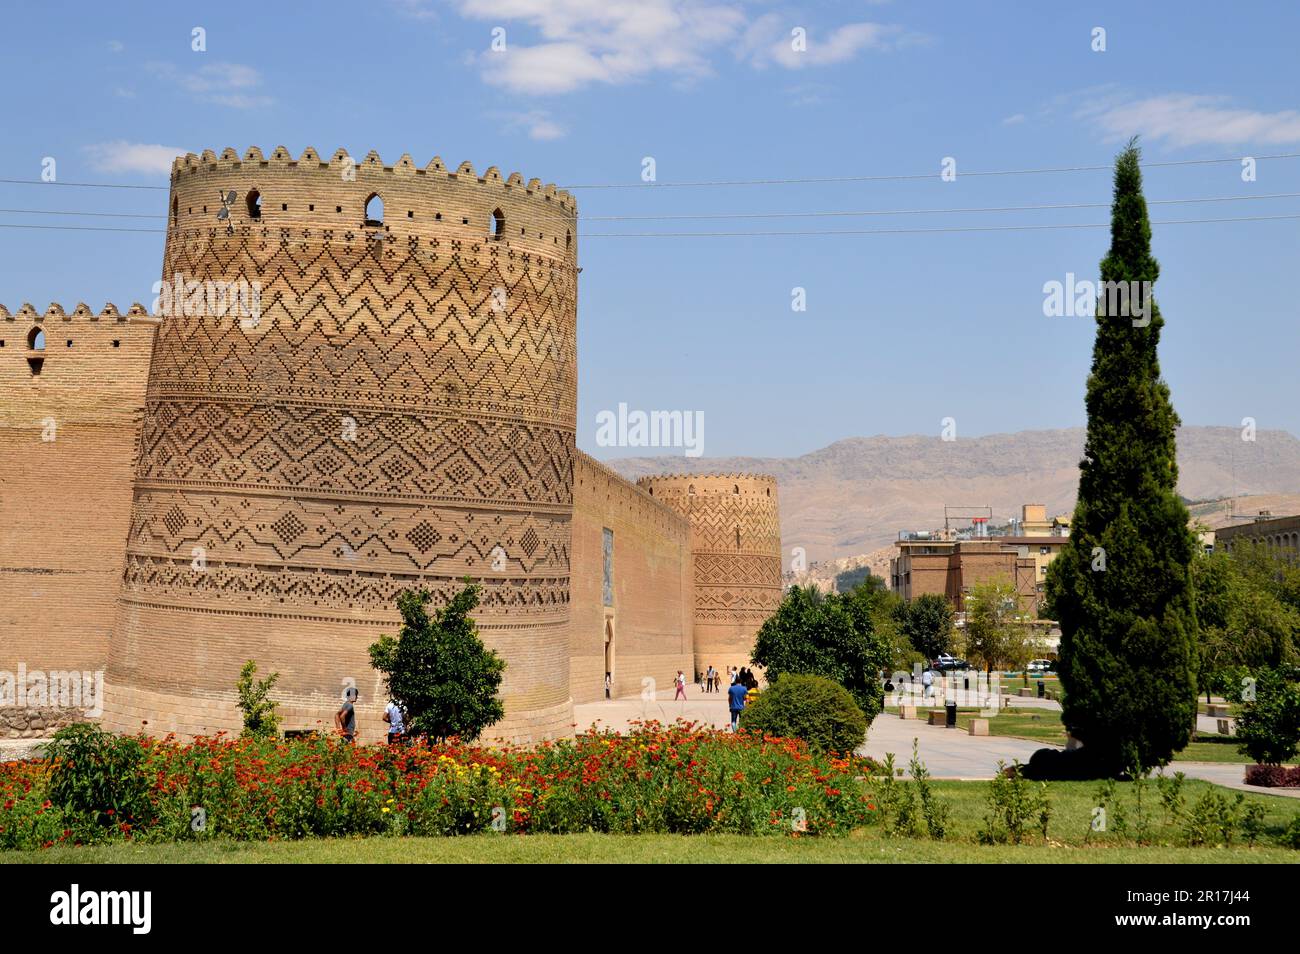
left=365, top=194, right=384, bottom=227
left=246, top=190, right=262, bottom=220
left=27, top=327, right=45, bottom=351
left=171, top=197, right=179, bottom=220
left=687, top=484, right=696, bottom=495
left=733, top=484, right=740, bottom=495
left=735, top=527, right=741, bottom=548
left=566, top=230, right=571, bottom=250
left=491, top=208, right=505, bottom=240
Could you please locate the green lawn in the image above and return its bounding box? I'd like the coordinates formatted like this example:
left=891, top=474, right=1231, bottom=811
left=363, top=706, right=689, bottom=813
left=6, top=779, right=1297, bottom=864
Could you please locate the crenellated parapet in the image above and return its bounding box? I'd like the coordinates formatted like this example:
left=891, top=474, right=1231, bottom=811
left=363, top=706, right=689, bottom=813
left=167, top=146, right=576, bottom=265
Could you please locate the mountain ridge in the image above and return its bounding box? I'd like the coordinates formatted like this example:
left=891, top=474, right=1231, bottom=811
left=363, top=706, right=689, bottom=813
left=599, top=426, right=1300, bottom=566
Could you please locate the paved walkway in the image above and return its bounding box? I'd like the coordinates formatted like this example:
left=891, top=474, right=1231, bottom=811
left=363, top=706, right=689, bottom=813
left=862, top=712, right=1049, bottom=778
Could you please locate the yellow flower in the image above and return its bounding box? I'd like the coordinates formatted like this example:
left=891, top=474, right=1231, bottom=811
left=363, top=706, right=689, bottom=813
left=382, top=807, right=391, bottom=814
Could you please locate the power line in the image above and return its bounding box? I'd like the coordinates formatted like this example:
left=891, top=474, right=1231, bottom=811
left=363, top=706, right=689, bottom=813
left=4, top=190, right=1298, bottom=228
left=4, top=211, right=1300, bottom=237
left=1, top=151, right=1296, bottom=194
left=0, top=223, right=164, bottom=233
left=561, top=152, right=1300, bottom=190
left=0, top=208, right=165, bottom=219
left=583, top=192, right=1300, bottom=222
left=0, top=178, right=168, bottom=190
left=579, top=212, right=1300, bottom=237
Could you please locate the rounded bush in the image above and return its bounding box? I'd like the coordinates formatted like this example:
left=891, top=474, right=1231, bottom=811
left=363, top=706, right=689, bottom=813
left=741, top=674, right=867, bottom=754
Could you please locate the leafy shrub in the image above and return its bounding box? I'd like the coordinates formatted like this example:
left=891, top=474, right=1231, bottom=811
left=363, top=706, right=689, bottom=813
left=1243, top=764, right=1300, bottom=788
left=978, top=762, right=1051, bottom=845
left=43, top=723, right=152, bottom=838
left=236, top=660, right=281, bottom=739
left=369, top=582, right=506, bottom=743
left=1284, top=815, right=1300, bottom=850
left=1235, top=668, right=1300, bottom=765
left=908, top=741, right=949, bottom=840
left=1182, top=790, right=1245, bottom=846
left=741, top=674, right=867, bottom=754
left=870, top=753, right=916, bottom=837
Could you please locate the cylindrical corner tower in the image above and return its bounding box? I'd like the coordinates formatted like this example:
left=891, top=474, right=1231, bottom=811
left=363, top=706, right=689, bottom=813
left=103, top=146, right=578, bottom=742
left=635, top=474, right=782, bottom=675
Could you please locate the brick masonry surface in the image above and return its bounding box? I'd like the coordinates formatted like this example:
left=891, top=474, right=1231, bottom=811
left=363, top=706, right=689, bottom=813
left=0, top=146, right=781, bottom=743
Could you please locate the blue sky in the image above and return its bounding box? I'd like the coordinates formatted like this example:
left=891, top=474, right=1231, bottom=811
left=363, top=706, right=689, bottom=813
left=3, top=1, right=1298, bottom=459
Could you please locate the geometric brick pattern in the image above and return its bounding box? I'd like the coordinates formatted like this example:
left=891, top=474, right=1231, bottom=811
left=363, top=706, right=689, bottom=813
left=634, top=474, right=782, bottom=671
left=106, top=147, right=580, bottom=742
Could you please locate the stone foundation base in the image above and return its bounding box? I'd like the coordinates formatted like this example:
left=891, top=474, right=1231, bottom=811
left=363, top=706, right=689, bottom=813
left=0, top=707, right=88, bottom=739
left=99, top=682, right=574, bottom=746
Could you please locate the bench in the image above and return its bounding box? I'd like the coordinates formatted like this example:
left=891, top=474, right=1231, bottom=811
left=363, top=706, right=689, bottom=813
left=1206, top=704, right=1231, bottom=718
left=926, top=710, right=948, bottom=727
left=967, top=719, right=989, bottom=736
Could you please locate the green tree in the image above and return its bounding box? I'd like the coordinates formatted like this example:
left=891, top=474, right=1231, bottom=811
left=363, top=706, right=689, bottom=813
left=741, top=674, right=867, bottom=754
left=1235, top=668, right=1300, bottom=765
left=751, top=582, right=891, bottom=722
left=1193, top=549, right=1299, bottom=702
left=897, top=593, right=955, bottom=662
left=235, top=660, right=281, bottom=739
left=368, top=580, right=506, bottom=743
left=1044, top=139, right=1199, bottom=777
left=962, top=580, right=1033, bottom=675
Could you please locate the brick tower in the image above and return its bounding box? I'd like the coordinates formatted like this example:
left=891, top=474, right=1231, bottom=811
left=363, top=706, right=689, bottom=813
left=635, top=474, right=782, bottom=675
left=101, top=146, right=578, bottom=742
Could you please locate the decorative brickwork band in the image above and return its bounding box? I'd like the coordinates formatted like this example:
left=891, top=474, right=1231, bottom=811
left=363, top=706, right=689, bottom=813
left=104, top=147, right=578, bottom=743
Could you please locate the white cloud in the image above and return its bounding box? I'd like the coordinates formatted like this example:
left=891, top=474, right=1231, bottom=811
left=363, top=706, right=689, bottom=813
left=758, top=20, right=913, bottom=70
left=1079, top=93, right=1300, bottom=147
left=83, top=141, right=186, bottom=176
left=450, top=1, right=913, bottom=94
left=497, top=109, right=567, bottom=140
left=145, top=61, right=272, bottom=109
left=107, top=40, right=125, bottom=53
left=1001, top=113, right=1026, bottom=126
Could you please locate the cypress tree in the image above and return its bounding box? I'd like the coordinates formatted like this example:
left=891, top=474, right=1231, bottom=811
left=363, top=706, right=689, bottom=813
left=1045, top=138, right=1199, bottom=777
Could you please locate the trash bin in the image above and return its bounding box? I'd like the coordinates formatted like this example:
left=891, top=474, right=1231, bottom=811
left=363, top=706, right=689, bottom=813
left=945, top=701, right=957, bottom=728
left=1037, top=680, right=1045, bottom=699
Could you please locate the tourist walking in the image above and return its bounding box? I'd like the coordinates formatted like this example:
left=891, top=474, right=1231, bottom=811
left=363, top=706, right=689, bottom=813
left=706, top=664, right=717, bottom=693
left=383, top=699, right=405, bottom=745
left=674, top=669, right=688, bottom=700
left=335, top=686, right=358, bottom=744
left=728, top=675, right=747, bottom=731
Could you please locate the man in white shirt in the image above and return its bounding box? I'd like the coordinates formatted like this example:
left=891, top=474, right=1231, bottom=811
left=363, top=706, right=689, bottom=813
left=383, top=700, right=405, bottom=744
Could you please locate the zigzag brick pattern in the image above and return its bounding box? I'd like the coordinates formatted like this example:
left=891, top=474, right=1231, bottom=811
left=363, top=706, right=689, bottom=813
left=103, top=147, right=579, bottom=742
left=635, top=474, right=782, bottom=674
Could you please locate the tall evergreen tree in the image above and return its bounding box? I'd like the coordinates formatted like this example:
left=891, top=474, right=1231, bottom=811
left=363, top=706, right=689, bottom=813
left=1045, top=139, right=1199, bottom=777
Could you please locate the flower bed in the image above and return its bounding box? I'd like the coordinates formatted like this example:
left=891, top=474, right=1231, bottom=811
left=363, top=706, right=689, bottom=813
left=0, top=721, right=878, bottom=850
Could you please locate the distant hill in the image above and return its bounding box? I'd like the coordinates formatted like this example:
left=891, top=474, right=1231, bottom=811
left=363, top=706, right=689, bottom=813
left=602, top=426, right=1300, bottom=567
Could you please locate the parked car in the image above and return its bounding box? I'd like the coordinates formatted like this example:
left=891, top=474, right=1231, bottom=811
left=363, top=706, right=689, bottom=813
left=1026, top=658, right=1054, bottom=674
left=932, top=654, right=971, bottom=672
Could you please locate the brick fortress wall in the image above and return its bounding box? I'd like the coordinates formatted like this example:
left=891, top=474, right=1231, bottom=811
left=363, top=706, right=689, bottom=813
left=635, top=474, right=782, bottom=676
left=100, top=146, right=579, bottom=744
left=0, top=304, right=158, bottom=737
left=570, top=453, right=694, bottom=706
